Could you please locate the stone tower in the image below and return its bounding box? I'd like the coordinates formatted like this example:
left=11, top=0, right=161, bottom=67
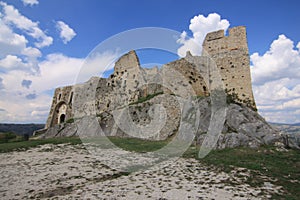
left=202, top=26, right=256, bottom=109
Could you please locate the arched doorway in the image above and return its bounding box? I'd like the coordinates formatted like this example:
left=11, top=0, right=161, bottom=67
left=51, top=102, right=68, bottom=126
left=59, top=114, right=66, bottom=123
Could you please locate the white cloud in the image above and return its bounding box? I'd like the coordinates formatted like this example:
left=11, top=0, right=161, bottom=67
left=251, top=35, right=300, bottom=123
left=22, top=47, right=41, bottom=59
left=253, top=78, right=300, bottom=104
left=281, top=98, right=300, bottom=109
left=77, top=50, right=118, bottom=82
left=251, top=35, right=300, bottom=85
left=21, top=0, right=39, bottom=6
left=1, top=51, right=118, bottom=94
left=0, top=92, right=51, bottom=123
left=56, top=21, right=76, bottom=44
left=0, top=19, right=28, bottom=57
left=0, top=55, right=28, bottom=70
left=0, top=2, right=41, bottom=76
left=0, top=54, right=82, bottom=123
left=31, top=53, right=83, bottom=91
left=258, top=110, right=300, bottom=124
left=0, top=50, right=118, bottom=123
left=177, top=13, right=230, bottom=57
left=0, top=1, right=53, bottom=48
left=0, top=54, right=40, bottom=74
left=0, top=1, right=81, bottom=123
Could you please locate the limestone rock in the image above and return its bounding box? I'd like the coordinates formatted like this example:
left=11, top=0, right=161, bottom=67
left=42, top=123, right=77, bottom=139
left=42, top=95, right=283, bottom=150
left=196, top=98, right=281, bottom=149
left=282, top=133, right=300, bottom=149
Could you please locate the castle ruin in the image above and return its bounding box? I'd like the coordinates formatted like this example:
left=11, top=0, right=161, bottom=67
left=45, top=26, right=256, bottom=130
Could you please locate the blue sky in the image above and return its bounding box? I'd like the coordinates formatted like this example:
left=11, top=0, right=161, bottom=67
left=0, top=0, right=300, bottom=124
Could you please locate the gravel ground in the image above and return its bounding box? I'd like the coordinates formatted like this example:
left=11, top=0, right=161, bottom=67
left=0, top=143, right=282, bottom=199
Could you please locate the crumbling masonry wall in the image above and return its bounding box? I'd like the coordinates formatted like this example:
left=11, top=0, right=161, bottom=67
left=202, top=26, right=256, bottom=108
left=45, top=26, right=256, bottom=129
left=45, top=86, right=74, bottom=129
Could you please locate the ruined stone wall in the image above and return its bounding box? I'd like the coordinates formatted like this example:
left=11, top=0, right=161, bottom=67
left=106, top=50, right=145, bottom=106
left=45, top=77, right=101, bottom=128
left=45, top=86, right=74, bottom=129
left=45, top=26, right=257, bottom=129
left=72, top=77, right=100, bottom=118
left=162, top=57, right=208, bottom=97
left=202, top=26, right=256, bottom=108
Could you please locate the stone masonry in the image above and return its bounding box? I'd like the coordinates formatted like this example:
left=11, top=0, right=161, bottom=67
left=202, top=26, right=256, bottom=107
left=45, top=26, right=256, bottom=130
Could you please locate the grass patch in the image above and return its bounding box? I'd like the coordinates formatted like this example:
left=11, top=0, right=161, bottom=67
left=0, top=132, right=24, bottom=143
left=183, top=146, right=300, bottom=200
left=129, top=92, right=163, bottom=105
left=107, top=136, right=169, bottom=152
left=0, top=137, right=82, bottom=153
left=0, top=136, right=169, bottom=153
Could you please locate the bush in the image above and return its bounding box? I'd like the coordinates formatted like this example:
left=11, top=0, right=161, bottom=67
left=129, top=92, right=164, bottom=105
left=0, top=132, right=17, bottom=143
left=66, top=118, right=75, bottom=123
left=23, top=134, right=29, bottom=141
left=226, top=92, right=239, bottom=104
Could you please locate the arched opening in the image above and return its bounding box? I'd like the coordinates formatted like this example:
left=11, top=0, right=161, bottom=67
left=59, top=114, right=66, bottom=123
left=203, top=86, right=207, bottom=92
left=50, top=102, right=67, bottom=127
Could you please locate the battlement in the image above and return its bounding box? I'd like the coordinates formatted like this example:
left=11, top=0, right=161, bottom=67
left=204, top=26, right=248, bottom=54
left=205, top=29, right=224, bottom=41
left=204, top=26, right=246, bottom=41
left=229, top=26, right=246, bottom=37
left=205, top=26, right=247, bottom=42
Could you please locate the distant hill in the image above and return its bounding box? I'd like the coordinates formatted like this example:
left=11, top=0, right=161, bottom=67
left=270, top=122, right=300, bottom=134
left=0, top=124, right=45, bottom=136
left=270, top=122, right=300, bottom=126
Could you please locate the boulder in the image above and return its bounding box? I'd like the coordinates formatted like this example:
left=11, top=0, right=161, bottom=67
left=282, top=133, right=300, bottom=149
left=196, top=98, right=282, bottom=149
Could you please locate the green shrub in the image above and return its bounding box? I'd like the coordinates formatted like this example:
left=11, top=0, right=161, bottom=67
left=0, top=132, right=17, bottom=143
left=129, top=91, right=164, bottom=105
left=66, top=118, right=75, bottom=123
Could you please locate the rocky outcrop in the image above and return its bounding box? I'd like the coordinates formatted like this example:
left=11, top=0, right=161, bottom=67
left=41, top=95, right=282, bottom=150
left=282, top=133, right=300, bottom=149
left=271, top=123, right=300, bottom=149
left=196, top=98, right=281, bottom=149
